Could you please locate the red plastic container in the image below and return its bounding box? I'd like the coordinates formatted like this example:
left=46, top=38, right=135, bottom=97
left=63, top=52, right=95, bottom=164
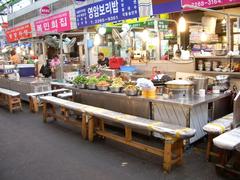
left=109, top=57, right=124, bottom=69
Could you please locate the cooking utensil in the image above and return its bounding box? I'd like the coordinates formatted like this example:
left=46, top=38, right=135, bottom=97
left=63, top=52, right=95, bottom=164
left=191, top=76, right=208, bottom=94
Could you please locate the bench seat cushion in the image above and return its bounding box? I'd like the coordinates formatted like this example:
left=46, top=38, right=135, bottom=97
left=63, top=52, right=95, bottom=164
left=213, top=127, right=240, bottom=150
left=83, top=106, right=196, bottom=139
left=0, top=88, right=20, bottom=96
left=27, top=88, right=68, bottom=97
left=203, top=113, right=233, bottom=134
left=57, top=92, right=73, bottom=98
left=40, top=96, right=90, bottom=112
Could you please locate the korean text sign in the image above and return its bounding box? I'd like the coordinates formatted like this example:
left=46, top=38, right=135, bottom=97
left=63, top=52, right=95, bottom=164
left=182, top=0, right=240, bottom=9
left=75, top=0, right=140, bottom=28
left=34, top=11, right=71, bottom=36
left=152, top=0, right=182, bottom=15
left=5, top=23, right=32, bottom=43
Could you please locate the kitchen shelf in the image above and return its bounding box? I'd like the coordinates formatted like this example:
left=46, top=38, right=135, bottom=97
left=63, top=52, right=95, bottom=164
left=195, top=70, right=240, bottom=76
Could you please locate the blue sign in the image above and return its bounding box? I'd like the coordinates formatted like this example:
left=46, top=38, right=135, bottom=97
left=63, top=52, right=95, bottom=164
left=152, top=0, right=181, bottom=15
left=75, top=0, right=140, bottom=28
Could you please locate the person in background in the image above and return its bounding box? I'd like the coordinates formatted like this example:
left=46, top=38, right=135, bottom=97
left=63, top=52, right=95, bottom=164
left=40, top=59, right=52, bottom=78
left=50, top=55, right=60, bottom=68
left=50, top=55, right=60, bottom=79
left=10, top=49, right=21, bottom=64
left=97, top=52, right=109, bottom=67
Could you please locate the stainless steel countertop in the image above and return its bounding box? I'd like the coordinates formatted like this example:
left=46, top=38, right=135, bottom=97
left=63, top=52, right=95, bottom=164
left=68, top=87, right=231, bottom=108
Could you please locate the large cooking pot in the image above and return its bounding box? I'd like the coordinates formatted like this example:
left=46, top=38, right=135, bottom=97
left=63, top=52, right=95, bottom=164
left=191, top=76, right=208, bottom=94
left=165, top=80, right=194, bottom=98
left=165, top=80, right=194, bottom=89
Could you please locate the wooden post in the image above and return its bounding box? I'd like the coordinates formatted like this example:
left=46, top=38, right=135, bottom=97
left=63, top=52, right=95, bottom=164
left=206, top=134, right=214, bottom=161
left=125, top=127, right=132, bottom=142
left=8, top=95, right=12, bottom=113
left=163, top=137, right=173, bottom=172
left=99, top=119, right=105, bottom=131
left=42, top=102, right=47, bottom=123
left=51, top=104, right=57, bottom=121
left=32, top=96, right=39, bottom=113
left=81, top=113, right=87, bottom=140
left=176, top=139, right=183, bottom=165
left=88, top=116, right=94, bottom=142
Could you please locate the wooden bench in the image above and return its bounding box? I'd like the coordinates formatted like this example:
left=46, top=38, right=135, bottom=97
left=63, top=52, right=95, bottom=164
left=0, top=87, right=22, bottom=112
left=85, top=107, right=196, bottom=172
left=27, top=88, right=70, bottom=113
left=40, top=96, right=91, bottom=139
left=203, top=91, right=240, bottom=161
left=203, top=113, right=233, bottom=161
left=57, top=92, right=73, bottom=100
left=213, top=127, right=240, bottom=176
left=40, top=96, right=196, bottom=172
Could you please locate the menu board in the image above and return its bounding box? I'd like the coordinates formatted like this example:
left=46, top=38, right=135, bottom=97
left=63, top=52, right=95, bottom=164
left=75, top=0, right=140, bottom=28
left=5, top=23, right=32, bottom=43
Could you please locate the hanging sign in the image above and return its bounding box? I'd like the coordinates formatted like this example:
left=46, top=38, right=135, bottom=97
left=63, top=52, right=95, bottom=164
left=5, top=23, right=32, bottom=43
left=152, top=0, right=182, bottom=15
left=75, top=0, right=140, bottom=28
left=40, top=6, right=51, bottom=15
left=182, top=0, right=240, bottom=10
left=1, top=22, right=9, bottom=29
left=34, top=11, right=71, bottom=36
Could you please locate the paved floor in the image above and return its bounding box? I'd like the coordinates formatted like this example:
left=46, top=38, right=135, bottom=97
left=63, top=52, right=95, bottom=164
left=0, top=104, right=230, bottom=180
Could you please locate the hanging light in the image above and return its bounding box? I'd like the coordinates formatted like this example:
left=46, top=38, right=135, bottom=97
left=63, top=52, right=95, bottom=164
left=98, top=26, right=107, bottom=36
left=94, top=34, right=102, bottom=46
left=16, top=47, right=21, bottom=54
left=178, top=15, right=186, bottom=33
left=221, top=17, right=226, bottom=25
left=122, top=23, right=130, bottom=32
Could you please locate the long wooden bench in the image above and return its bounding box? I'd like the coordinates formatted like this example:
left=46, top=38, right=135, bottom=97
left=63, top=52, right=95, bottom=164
left=0, top=87, right=22, bottom=112
left=40, top=96, right=196, bottom=172
left=213, top=127, right=240, bottom=176
left=27, top=88, right=70, bottom=113
left=203, top=91, right=240, bottom=161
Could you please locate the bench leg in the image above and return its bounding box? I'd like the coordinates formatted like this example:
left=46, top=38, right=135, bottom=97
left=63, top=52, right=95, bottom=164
left=88, top=116, right=95, bottom=142
left=62, top=107, right=69, bottom=121
left=81, top=113, right=87, bottom=140
left=42, top=102, right=48, bottom=123
left=176, top=139, right=183, bottom=165
left=163, top=137, right=173, bottom=172
left=31, top=96, right=39, bottom=113
left=206, top=134, right=214, bottom=161
left=125, top=127, right=132, bottom=142
left=8, top=95, right=13, bottom=113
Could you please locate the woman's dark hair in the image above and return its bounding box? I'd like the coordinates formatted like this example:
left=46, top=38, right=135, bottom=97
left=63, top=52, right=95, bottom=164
left=98, top=52, right=104, bottom=57
left=11, top=50, right=16, bottom=56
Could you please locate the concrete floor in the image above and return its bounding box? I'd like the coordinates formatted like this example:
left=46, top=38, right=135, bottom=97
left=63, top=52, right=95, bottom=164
left=0, top=104, right=229, bottom=180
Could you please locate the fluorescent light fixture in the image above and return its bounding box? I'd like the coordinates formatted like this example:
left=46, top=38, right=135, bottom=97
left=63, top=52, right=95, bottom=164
left=178, top=16, right=186, bottom=32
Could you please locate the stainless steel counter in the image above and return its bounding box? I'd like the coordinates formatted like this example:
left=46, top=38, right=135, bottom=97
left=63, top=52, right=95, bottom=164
left=68, top=87, right=230, bottom=107
left=69, top=87, right=232, bottom=143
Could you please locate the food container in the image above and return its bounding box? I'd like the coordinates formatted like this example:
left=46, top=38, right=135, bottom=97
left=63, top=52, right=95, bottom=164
left=198, top=60, right=204, bottom=71
left=88, top=84, right=96, bottom=90
left=204, top=61, right=212, bottom=71
left=110, top=86, right=123, bottom=93
left=191, top=76, right=208, bottom=94
left=142, top=87, right=156, bottom=98
left=214, top=50, right=228, bottom=56
left=96, top=85, right=109, bottom=91
left=77, top=84, right=86, bottom=89
left=125, top=89, right=139, bottom=96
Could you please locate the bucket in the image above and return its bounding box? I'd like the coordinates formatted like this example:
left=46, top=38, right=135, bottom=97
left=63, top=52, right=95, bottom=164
left=142, top=87, right=156, bottom=98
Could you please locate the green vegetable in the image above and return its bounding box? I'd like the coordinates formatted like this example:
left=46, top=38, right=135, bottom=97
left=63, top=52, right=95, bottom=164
left=87, top=76, right=99, bottom=85
left=98, top=74, right=110, bottom=82
left=73, top=75, right=87, bottom=85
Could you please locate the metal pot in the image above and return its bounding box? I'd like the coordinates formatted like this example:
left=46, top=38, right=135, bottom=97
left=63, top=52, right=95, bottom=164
left=77, top=83, right=86, bottom=89
left=96, top=85, right=109, bottom=91
left=165, top=80, right=194, bottom=98
left=87, top=84, right=96, bottom=90
left=110, top=86, right=123, bottom=93
left=191, top=76, right=208, bottom=94
left=165, top=80, right=194, bottom=89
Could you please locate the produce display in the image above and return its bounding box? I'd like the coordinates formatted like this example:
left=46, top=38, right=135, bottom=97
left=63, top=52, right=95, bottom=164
left=97, top=81, right=110, bottom=87
left=124, top=84, right=139, bottom=96
left=86, top=76, right=99, bottom=85
left=98, top=74, right=110, bottom=82
left=73, top=75, right=87, bottom=85
left=110, top=77, right=125, bottom=88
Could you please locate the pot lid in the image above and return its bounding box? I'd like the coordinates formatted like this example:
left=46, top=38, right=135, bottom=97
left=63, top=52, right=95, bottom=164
left=165, top=79, right=193, bottom=85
